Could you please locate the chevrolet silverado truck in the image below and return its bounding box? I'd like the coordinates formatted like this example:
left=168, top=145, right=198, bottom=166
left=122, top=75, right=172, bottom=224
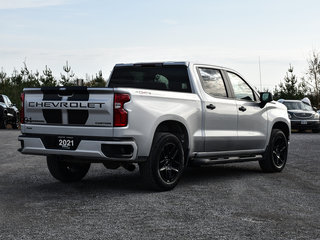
left=18, top=62, right=290, bottom=190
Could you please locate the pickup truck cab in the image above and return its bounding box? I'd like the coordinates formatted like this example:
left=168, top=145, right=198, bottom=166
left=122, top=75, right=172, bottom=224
left=18, top=62, right=290, bottom=190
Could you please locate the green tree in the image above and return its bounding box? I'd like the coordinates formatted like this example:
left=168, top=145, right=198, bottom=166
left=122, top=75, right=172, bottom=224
left=60, top=61, right=76, bottom=86
left=274, top=64, right=303, bottom=100
left=85, top=70, right=106, bottom=87
left=40, top=65, right=57, bottom=86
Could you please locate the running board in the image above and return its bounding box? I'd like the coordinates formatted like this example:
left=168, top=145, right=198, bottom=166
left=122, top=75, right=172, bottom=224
left=191, top=155, right=263, bottom=166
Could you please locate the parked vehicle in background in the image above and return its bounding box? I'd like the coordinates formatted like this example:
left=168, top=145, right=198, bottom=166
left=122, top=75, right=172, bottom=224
left=18, top=62, right=290, bottom=191
left=278, top=99, right=320, bottom=133
left=0, top=94, right=19, bottom=129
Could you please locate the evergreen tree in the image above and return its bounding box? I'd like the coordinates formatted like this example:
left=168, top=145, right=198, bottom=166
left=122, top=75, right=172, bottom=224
left=85, top=70, right=106, bottom=87
left=298, top=77, right=311, bottom=97
left=274, top=64, right=303, bottom=100
left=60, top=61, right=76, bottom=86
left=40, top=65, right=57, bottom=86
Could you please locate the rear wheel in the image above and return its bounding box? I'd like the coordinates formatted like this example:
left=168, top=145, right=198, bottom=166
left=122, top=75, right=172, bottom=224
left=47, top=156, right=90, bottom=182
left=259, top=129, right=288, bottom=172
left=139, top=133, right=184, bottom=191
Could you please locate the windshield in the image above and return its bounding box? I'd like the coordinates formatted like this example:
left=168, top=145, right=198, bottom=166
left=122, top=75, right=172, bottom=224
left=283, top=101, right=313, bottom=111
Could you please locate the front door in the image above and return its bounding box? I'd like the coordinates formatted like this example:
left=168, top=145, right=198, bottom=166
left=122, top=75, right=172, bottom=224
left=226, top=71, right=268, bottom=151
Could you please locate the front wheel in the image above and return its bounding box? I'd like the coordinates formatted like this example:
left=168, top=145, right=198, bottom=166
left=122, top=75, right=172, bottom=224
left=47, top=156, right=91, bottom=182
left=259, top=129, right=288, bottom=172
left=139, top=133, right=184, bottom=191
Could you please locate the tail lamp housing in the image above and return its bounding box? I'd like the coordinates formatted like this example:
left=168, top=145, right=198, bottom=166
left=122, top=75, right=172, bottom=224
left=113, top=93, right=130, bottom=127
left=20, top=93, right=25, bottom=124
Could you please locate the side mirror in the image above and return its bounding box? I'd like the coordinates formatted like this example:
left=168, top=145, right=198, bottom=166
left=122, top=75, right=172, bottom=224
left=260, top=92, right=273, bottom=107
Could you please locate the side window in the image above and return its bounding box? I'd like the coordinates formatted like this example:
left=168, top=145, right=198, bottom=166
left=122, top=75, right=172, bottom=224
left=227, top=72, right=255, bottom=101
left=0, top=95, right=4, bottom=103
left=198, top=68, right=228, bottom=98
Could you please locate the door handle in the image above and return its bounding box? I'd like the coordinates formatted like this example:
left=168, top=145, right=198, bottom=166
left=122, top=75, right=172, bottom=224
left=239, top=106, right=246, bottom=112
left=206, top=104, right=216, bottom=110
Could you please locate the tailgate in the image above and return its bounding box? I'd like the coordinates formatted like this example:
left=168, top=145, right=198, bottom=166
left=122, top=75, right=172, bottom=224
left=24, top=87, right=114, bottom=127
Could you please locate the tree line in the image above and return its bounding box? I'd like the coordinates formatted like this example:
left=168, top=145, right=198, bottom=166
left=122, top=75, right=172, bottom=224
left=273, top=50, right=320, bottom=108
left=0, top=61, right=107, bottom=108
left=2, top=53, right=320, bottom=109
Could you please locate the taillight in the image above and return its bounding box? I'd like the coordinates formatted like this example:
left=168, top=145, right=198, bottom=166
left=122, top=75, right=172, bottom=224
left=114, top=93, right=130, bottom=127
left=20, top=93, right=25, bottom=124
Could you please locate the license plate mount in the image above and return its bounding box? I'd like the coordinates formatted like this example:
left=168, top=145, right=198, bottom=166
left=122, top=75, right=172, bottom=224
left=57, top=136, right=76, bottom=150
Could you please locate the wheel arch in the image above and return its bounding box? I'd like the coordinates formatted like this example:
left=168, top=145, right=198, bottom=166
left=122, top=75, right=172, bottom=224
left=272, top=121, right=290, bottom=141
left=153, top=120, right=190, bottom=165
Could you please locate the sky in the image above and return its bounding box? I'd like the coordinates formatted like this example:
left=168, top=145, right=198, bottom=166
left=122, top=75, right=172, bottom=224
left=1, top=0, right=320, bottom=90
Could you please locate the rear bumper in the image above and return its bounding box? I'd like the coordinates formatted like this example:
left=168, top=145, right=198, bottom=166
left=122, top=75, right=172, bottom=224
left=18, top=134, right=139, bottom=162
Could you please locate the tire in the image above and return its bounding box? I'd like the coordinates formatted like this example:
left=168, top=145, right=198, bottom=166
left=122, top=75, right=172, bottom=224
left=259, top=129, right=288, bottom=172
left=312, top=129, right=320, bottom=133
left=139, top=133, right=185, bottom=191
left=47, top=155, right=90, bottom=182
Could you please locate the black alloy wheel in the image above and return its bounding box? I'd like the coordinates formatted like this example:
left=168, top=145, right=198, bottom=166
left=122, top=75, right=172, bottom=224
left=158, top=142, right=183, bottom=184
left=271, top=133, right=287, bottom=169
left=140, top=133, right=185, bottom=191
left=259, top=129, right=288, bottom=172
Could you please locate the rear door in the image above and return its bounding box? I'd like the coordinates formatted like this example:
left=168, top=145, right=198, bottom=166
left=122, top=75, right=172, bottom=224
left=226, top=71, right=268, bottom=150
left=197, top=67, right=238, bottom=152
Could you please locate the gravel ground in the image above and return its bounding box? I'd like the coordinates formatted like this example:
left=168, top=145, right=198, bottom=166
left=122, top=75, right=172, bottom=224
left=0, top=130, right=319, bottom=240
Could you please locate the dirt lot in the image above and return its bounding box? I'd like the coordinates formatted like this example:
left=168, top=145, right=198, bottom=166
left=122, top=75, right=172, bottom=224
left=0, top=130, right=319, bottom=240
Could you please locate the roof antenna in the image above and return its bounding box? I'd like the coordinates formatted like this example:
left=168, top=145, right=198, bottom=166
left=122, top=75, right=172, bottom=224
left=259, top=56, right=262, bottom=91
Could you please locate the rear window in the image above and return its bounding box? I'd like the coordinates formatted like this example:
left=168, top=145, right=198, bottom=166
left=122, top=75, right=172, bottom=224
left=108, top=65, right=192, bottom=93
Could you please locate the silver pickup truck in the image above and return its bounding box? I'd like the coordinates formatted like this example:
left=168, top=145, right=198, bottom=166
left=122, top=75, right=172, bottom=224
left=18, top=62, right=290, bottom=190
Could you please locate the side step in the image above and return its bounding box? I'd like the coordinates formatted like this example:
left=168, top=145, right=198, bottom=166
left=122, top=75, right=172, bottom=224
left=191, top=155, right=263, bottom=166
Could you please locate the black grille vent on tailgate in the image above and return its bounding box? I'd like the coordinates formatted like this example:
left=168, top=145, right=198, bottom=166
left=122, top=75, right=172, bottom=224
left=41, top=87, right=90, bottom=125
left=42, top=87, right=63, bottom=124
